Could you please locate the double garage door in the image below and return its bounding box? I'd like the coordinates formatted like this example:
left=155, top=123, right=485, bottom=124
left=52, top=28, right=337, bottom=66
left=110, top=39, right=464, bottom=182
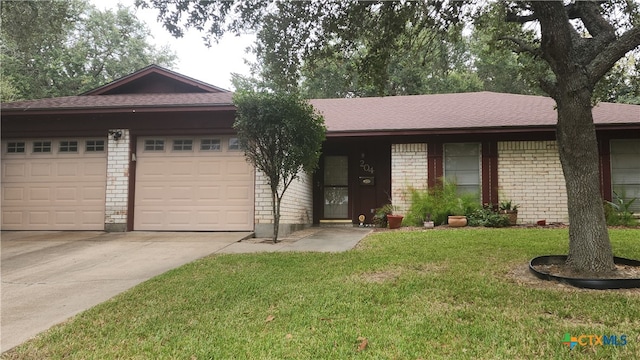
left=1, top=136, right=254, bottom=231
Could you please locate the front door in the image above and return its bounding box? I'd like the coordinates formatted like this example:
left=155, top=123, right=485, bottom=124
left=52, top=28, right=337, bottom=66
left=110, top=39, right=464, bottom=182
left=323, top=156, right=350, bottom=220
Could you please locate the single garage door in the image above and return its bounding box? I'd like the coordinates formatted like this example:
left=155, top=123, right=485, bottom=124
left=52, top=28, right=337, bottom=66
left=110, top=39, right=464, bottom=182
left=134, top=136, right=254, bottom=231
left=1, top=138, right=107, bottom=230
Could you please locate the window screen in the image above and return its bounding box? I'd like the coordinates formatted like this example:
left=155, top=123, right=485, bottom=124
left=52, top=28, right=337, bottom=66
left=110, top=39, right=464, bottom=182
left=444, top=143, right=481, bottom=198
left=610, top=139, right=640, bottom=213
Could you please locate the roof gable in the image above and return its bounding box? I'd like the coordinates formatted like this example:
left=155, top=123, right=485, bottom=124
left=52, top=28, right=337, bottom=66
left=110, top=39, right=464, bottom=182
left=81, top=64, right=229, bottom=95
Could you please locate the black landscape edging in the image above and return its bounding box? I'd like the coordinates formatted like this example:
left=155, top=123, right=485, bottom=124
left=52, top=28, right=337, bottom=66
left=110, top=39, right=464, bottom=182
left=529, top=255, right=640, bottom=290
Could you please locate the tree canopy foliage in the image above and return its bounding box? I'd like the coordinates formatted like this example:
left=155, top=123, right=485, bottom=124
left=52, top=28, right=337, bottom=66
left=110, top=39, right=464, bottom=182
left=233, top=90, right=326, bottom=242
left=137, top=0, right=638, bottom=103
left=1, top=1, right=177, bottom=101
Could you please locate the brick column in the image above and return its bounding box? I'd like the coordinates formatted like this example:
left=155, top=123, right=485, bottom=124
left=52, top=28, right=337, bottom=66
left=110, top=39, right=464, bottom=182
left=104, top=129, right=130, bottom=232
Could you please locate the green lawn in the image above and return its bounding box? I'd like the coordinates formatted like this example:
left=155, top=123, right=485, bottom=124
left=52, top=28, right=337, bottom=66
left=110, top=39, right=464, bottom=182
left=4, top=228, right=640, bottom=359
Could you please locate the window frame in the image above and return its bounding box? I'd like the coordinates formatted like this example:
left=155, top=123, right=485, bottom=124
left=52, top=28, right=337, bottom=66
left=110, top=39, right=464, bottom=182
left=172, top=139, right=194, bottom=151
left=144, top=139, right=165, bottom=152
left=32, top=140, right=52, bottom=154
left=6, top=141, right=26, bottom=154
left=59, top=140, right=79, bottom=153
left=85, top=140, right=105, bottom=152
left=200, top=138, right=222, bottom=151
left=228, top=137, right=241, bottom=151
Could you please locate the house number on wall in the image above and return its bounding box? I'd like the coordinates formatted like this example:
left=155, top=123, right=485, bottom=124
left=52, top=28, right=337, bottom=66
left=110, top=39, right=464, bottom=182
left=359, top=160, right=375, bottom=174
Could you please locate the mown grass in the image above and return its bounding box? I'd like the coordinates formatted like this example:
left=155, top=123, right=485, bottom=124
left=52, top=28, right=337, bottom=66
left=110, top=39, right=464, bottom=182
left=4, top=228, right=640, bottom=359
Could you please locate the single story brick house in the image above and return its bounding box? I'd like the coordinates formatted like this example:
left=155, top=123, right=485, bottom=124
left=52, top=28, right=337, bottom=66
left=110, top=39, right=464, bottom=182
left=2, top=65, right=639, bottom=236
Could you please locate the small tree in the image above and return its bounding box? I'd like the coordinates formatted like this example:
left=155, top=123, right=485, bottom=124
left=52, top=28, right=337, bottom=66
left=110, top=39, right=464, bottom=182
left=233, top=91, right=326, bottom=242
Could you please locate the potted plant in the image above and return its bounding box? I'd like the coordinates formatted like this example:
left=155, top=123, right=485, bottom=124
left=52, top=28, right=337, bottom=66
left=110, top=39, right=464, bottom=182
left=447, top=198, right=468, bottom=227
left=499, top=200, right=519, bottom=225
left=374, top=204, right=404, bottom=229
left=423, top=213, right=435, bottom=229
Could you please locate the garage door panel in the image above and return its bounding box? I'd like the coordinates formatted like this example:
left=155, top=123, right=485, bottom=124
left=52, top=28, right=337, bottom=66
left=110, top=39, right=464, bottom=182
left=167, top=186, right=194, bottom=201
left=30, top=163, right=53, bottom=177
left=1, top=138, right=107, bottom=230
left=55, top=211, right=77, bottom=225
left=137, top=159, right=168, bottom=177
left=3, top=163, right=26, bottom=178
left=3, top=187, right=25, bottom=201
left=227, top=161, right=252, bottom=174
left=2, top=211, right=23, bottom=226
left=199, top=186, right=221, bottom=200
left=83, top=186, right=106, bottom=201
left=57, top=162, right=79, bottom=177
left=226, top=210, right=251, bottom=225
left=196, top=211, right=220, bottom=224
left=56, top=187, right=78, bottom=201
left=29, top=211, right=50, bottom=225
left=135, top=136, right=254, bottom=231
left=198, top=160, right=222, bottom=175
left=29, top=187, right=51, bottom=201
left=227, top=186, right=251, bottom=200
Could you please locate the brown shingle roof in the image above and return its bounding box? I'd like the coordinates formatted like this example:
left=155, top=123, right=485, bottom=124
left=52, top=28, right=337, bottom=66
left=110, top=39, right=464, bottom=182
left=310, top=92, right=640, bottom=133
left=2, top=91, right=638, bottom=132
left=1, top=93, right=235, bottom=113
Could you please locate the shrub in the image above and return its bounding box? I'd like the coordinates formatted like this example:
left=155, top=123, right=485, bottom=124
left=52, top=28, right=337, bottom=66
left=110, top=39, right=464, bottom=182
left=605, top=193, right=638, bottom=227
left=467, top=206, right=511, bottom=227
left=405, top=180, right=480, bottom=226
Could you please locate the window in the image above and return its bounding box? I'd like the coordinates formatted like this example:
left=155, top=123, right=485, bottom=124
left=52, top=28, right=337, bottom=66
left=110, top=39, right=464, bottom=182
left=444, top=143, right=481, bottom=198
left=7, top=141, right=25, bottom=153
left=228, top=137, right=241, bottom=151
left=200, top=138, right=221, bottom=151
left=611, top=139, right=640, bottom=213
left=33, top=141, right=52, bottom=153
left=323, top=156, right=349, bottom=218
left=144, top=139, right=164, bottom=151
left=173, top=139, right=193, bottom=151
left=86, top=140, right=105, bottom=152
left=59, top=140, right=78, bottom=153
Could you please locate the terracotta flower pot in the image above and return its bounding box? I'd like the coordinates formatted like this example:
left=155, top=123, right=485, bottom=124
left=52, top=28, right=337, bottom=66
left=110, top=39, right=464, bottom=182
left=447, top=215, right=467, bottom=227
left=501, top=210, right=518, bottom=225
left=387, top=214, right=404, bottom=229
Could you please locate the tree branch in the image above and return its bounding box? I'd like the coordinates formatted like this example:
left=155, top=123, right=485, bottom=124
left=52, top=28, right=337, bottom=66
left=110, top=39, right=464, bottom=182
left=498, top=36, right=541, bottom=57
left=587, top=26, right=640, bottom=83
left=573, top=1, right=616, bottom=40
left=529, top=1, right=576, bottom=76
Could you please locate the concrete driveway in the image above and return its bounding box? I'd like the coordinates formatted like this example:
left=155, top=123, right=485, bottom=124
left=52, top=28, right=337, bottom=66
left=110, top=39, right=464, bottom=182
left=1, top=230, right=252, bottom=352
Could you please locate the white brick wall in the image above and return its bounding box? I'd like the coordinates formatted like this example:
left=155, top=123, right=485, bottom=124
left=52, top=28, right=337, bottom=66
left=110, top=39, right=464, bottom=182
left=254, top=170, right=313, bottom=236
left=498, top=141, right=568, bottom=224
left=104, top=129, right=129, bottom=231
left=391, top=143, right=428, bottom=213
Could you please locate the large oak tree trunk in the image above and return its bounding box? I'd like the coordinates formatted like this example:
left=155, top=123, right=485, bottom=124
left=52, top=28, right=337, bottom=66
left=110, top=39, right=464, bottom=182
left=555, top=85, right=615, bottom=273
